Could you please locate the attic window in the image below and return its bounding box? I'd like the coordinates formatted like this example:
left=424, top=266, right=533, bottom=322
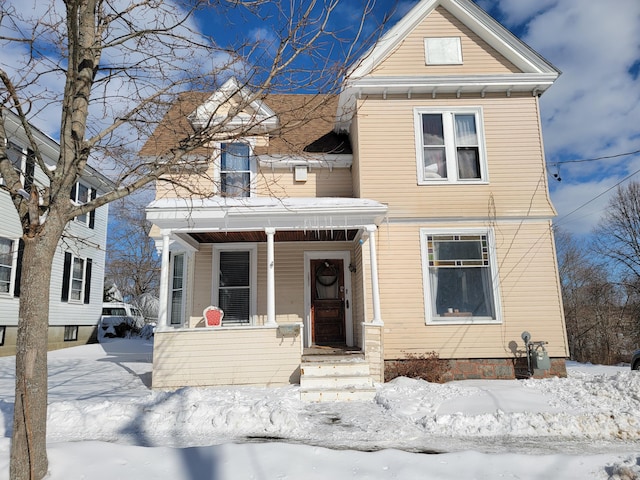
left=424, top=37, right=462, bottom=65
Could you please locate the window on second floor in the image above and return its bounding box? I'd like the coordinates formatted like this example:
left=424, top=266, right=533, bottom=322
left=2, top=142, right=35, bottom=191
left=70, top=182, right=97, bottom=228
left=220, top=143, right=251, bottom=198
left=414, top=107, right=488, bottom=185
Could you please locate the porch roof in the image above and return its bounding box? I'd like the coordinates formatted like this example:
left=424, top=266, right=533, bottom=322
left=146, top=197, right=388, bottom=232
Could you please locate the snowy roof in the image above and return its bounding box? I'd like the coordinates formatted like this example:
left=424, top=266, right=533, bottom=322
left=146, top=197, right=388, bottom=232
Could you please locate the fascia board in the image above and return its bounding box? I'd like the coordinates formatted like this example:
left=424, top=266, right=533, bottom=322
left=346, top=73, right=558, bottom=90
left=257, top=154, right=352, bottom=168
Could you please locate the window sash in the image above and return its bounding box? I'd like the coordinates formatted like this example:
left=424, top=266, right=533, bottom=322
left=423, top=231, right=498, bottom=323
left=220, top=143, right=250, bottom=197
left=170, top=253, right=185, bottom=325
left=70, top=257, right=85, bottom=301
left=417, top=109, right=485, bottom=183
left=218, top=250, right=250, bottom=324
left=0, top=238, right=12, bottom=294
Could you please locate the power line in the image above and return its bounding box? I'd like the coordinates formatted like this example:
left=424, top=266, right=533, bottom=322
left=548, top=148, right=640, bottom=166
left=555, top=166, right=640, bottom=227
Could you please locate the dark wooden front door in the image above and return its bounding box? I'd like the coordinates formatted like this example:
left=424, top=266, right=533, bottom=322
left=311, top=259, right=345, bottom=345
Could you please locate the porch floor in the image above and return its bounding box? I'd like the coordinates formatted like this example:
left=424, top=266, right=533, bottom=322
left=302, top=345, right=364, bottom=362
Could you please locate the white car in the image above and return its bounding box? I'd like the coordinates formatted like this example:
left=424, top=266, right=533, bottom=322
left=99, top=303, right=145, bottom=339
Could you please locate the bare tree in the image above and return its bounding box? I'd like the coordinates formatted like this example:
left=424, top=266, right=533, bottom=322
left=556, top=228, right=636, bottom=364
left=593, top=181, right=640, bottom=287
left=105, top=194, right=160, bottom=303
left=0, top=1, right=381, bottom=478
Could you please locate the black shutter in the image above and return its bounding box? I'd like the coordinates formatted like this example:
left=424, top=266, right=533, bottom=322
left=70, top=183, right=77, bottom=201
left=25, top=150, right=35, bottom=193
left=88, top=188, right=97, bottom=229
left=61, top=252, right=71, bottom=302
left=13, top=239, right=24, bottom=297
left=83, top=258, right=92, bottom=304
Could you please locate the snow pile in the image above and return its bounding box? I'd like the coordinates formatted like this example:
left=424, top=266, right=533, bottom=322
left=1, top=340, right=640, bottom=479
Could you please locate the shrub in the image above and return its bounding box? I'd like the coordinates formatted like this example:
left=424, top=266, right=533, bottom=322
left=385, top=351, right=450, bottom=383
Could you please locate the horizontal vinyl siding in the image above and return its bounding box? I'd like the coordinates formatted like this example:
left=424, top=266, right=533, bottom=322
left=47, top=203, right=109, bottom=327
left=354, top=95, right=555, bottom=218
left=372, top=6, right=520, bottom=77
left=376, top=221, right=567, bottom=360
left=256, top=168, right=353, bottom=198
left=156, top=163, right=216, bottom=200
left=152, top=327, right=301, bottom=388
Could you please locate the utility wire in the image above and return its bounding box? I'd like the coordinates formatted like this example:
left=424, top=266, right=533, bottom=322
left=555, top=166, right=640, bottom=227
left=548, top=148, right=640, bottom=166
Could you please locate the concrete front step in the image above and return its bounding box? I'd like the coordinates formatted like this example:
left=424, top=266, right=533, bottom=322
left=300, top=357, right=375, bottom=402
left=300, top=361, right=371, bottom=378
left=300, top=386, right=377, bottom=402
left=300, top=373, right=374, bottom=389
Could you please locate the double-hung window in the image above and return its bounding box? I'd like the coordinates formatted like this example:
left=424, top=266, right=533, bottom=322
left=61, top=252, right=92, bottom=304
left=421, top=229, right=500, bottom=324
left=170, top=253, right=185, bottom=325
left=213, top=244, right=257, bottom=326
left=415, top=107, right=487, bottom=184
left=3, top=142, right=35, bottom=190
left=220, top=143, right=251, bottom=197
left=70, top=182, right=97, bottom=228
left=0, top=237, right=14, bottom=294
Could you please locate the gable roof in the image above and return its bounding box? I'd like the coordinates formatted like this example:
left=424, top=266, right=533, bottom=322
left=140, top=92, right=350, bottom=159
left=350, top=0, right=559, bottom=79
left=336, top=0, right=560, bottom=130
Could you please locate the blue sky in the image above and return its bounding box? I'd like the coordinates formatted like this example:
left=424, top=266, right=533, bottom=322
left=2, top=0, right=640, bottom=237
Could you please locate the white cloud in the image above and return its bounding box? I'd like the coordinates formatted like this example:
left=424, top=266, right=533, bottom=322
left=489, top=0, right=640, bottom=235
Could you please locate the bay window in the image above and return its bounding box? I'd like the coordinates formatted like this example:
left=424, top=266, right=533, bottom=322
left=415, top=107, right=487, bottom=184
left=421, top=229, right=500, bottom=324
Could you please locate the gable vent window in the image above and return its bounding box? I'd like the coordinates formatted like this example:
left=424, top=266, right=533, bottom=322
left=424, top=37, right=463, bottom=65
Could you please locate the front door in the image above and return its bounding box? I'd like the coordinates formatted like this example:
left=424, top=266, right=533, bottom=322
left=311, top=259, right=345, bottom=345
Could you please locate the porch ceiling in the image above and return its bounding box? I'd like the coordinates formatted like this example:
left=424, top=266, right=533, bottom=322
left=189, top=229, right=359, bottom=243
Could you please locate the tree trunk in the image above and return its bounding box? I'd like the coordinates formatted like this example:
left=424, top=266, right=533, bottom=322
left=10, top=224, right=63, bottom=480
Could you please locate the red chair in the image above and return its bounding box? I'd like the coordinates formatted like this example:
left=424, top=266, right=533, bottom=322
left=203, top=306, right=224, bottom=327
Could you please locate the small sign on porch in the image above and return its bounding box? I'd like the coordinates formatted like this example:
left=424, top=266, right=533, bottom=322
left=277, top=323, right=301, bottom=337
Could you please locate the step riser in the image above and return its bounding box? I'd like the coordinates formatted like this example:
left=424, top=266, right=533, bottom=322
left=300, top=375, right=373, bottom=389
left=301, top=364, right=370, bottom=377
left=300, top=389, right=377, bottom=402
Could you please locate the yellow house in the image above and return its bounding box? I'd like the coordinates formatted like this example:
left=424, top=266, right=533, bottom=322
left=143, top=0, right=568, bottom=396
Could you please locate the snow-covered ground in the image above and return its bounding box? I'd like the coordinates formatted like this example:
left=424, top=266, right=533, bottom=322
left=0, top=339, right=638, bottom=479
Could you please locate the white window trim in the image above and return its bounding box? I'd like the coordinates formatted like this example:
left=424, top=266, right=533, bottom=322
left=213, top=139, right=258, bottom=197
left=212, top=243, right=258, bottom=326
left=0, top=237, right=18, bottom=297
left=168, top=252, right=187, bottom=326
left=419, top=227, right=502, bottom=325
left=413, top=106, right=488, bottom=185
left=71, top=181, right=93, bottom=226
left=67, top=254, right=87, bottom=304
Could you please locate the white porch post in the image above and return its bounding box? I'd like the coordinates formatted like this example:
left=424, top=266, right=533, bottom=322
left=266, top=227, right=277, bottom=326
left=367, top=225, right=383, bottom=325
left=157, top=230, right=171, bottom=330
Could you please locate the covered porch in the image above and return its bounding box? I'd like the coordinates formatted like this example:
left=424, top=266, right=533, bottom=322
left=146, top=197, right=387, bottom=390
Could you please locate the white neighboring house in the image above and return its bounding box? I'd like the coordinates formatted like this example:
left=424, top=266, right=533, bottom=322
left=0, top=109, right=113, bottom=355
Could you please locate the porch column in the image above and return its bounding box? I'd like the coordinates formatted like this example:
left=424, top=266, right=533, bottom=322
left=266, top=227, right=277, bottom=325
left=158, top=230, right=171, bottom=330
left=366, top=225, right=383, bottom=325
